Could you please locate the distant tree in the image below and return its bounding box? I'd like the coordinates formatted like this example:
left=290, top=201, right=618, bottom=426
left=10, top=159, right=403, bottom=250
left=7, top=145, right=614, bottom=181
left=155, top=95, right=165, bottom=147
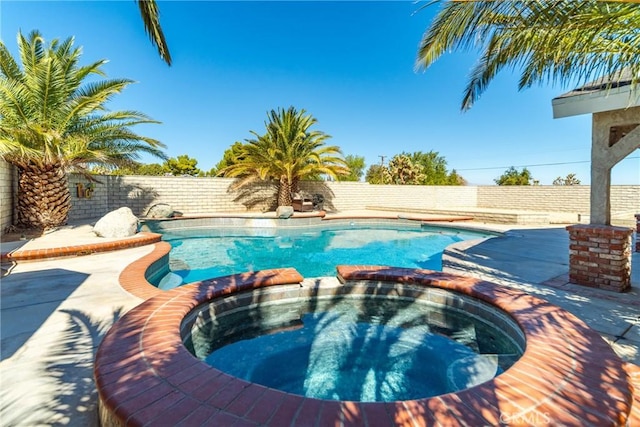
left=408, top=151, right=464, bottom=185
left=108, top=165, right=138, bottom=176
left=198, top=167, right=216, bottom=177
left=495, top=167, right=534, bottom=186
left=385, top=154, right=425, bottom=185
left=338, top=155, right=366, bottom=182
left=104, top=162, right=165, bottom=175
left=407, top=151, right=446, bottom=184
left=365, top=164, right=387, bottom=184
left=448, top=169, right=467, bottom=185
left=138, top=163, right=166, bottom=176
left=214, top=142, right=246, bottom=177
left=553, top=173, right=581, bottom=186
left=164, top=154, right=201, bottom=176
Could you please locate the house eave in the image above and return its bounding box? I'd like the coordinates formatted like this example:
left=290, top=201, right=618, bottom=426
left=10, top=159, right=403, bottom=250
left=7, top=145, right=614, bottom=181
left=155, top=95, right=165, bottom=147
left=552, top=85, right=639, bottom=119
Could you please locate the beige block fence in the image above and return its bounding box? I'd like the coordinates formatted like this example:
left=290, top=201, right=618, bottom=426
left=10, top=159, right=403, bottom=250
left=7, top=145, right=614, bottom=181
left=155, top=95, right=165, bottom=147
left=1, top=159, right=639, bottom=231
left=1, top=160, right=14, bottom=231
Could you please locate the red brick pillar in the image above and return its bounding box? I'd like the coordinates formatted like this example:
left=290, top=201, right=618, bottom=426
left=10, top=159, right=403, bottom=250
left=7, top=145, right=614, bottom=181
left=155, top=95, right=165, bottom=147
left=566, top=224, right=633, bottom=292
left=635, top=214, right=640, bottom=252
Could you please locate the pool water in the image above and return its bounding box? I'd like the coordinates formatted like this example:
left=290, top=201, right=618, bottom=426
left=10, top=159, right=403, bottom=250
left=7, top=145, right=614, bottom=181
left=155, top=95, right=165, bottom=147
left=191, top=295, right=521, bottom=402
left=158, top=225, right=490, bottom=289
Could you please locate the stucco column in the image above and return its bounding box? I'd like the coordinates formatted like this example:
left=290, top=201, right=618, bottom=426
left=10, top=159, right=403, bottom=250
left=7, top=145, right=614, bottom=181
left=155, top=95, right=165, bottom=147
left=590, top=112, right=612, bottom=225
left=636, top=214, right=640, bottom=253
left=589, top=159, right=611, bottom=225
left=590, top=108, right=640, bottom=225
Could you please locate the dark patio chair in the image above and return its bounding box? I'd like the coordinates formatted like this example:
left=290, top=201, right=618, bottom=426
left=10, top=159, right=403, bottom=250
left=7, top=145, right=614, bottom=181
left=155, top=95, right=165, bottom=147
left=291, top=192, right=314, bottom=212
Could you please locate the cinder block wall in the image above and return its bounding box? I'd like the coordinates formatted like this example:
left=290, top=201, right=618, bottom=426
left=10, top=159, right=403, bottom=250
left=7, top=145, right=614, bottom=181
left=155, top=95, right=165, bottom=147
left=478, top=186, right=591, bottom=212
left=114, top=176, right=278, bottom=216
left=1, top=170, right=638, bottom=225
left=60, top=177, right=640, bottom=223
left=68, top=174, right=110, bottom=220
left=611, top=186, right=640, bottom=213
left=477, top=185, right=640, bottom=214
left=0, top=159, right=13, bottom=231
left=66, top=176, right=277, bottom=220
left=299, top=182, right=477, bottom=212
left=65, top=177, right=481, bottom=221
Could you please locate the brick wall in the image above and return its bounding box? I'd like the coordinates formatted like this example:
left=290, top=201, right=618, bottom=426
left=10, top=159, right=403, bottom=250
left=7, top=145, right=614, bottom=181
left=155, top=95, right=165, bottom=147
left=635, top=214, right=640, bottom=252
left=0, top=159, right=13, bottom=231
left=566, top=224, right=633, bottom=292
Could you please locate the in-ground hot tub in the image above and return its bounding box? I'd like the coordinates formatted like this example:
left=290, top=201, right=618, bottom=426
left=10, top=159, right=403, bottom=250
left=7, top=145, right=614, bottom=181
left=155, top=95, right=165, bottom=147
left=184, top=280, right=524, bottom=403
left=95, top=265, right=633, bottom=426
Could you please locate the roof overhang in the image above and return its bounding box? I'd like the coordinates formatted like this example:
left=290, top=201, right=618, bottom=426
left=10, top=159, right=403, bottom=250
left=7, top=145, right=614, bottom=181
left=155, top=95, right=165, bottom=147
left=552, top=85, right=639, bottom=118
left=552, top=78, right=639, bottom=119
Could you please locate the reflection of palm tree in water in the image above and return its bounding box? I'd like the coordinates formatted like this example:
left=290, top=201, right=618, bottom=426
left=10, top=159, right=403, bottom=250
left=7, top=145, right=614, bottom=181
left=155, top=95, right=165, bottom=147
left=225, top=229, right=334, bottom=274
left=201, top=282, right=521, bottom=402
left=168, top=226, right=480, bottom=282
left=283, top=297, right=499, bottom=401
left=224, top=228, right=417, bottom=276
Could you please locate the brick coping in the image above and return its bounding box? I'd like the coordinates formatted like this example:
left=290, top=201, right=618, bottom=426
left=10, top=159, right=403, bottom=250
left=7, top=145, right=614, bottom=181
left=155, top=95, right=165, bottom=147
left=96, top=262, right=638, bottom=426
left=0, top=232, right=162, bottom=262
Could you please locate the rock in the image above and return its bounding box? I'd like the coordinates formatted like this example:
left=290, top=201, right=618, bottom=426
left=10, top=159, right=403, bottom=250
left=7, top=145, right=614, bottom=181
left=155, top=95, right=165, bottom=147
left=94, top=207, right=139, bottom=238
left=145, top=203, right=175, bottom=219
left=276, top=206, right=294, bottom=219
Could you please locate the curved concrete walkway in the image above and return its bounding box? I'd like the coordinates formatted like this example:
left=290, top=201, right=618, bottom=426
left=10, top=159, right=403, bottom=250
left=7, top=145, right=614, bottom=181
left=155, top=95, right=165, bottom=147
left=0, top=215, right=638, bottom=426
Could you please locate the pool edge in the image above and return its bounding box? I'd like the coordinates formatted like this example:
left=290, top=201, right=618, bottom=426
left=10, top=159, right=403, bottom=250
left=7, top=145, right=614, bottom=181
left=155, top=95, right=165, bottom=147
left=98, top=264, right=635, bottom=426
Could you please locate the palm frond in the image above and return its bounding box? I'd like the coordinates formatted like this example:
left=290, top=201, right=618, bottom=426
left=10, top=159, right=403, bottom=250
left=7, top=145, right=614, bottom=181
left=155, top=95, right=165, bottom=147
left=18, top=30, right=46, bottom=79
left=0, top=43, right=23, bottom=81
left=0, top=30, right=165, bottom=170
left=416, top=0, right=640, bottom=110
left=137, top=0, right=172, bottom=66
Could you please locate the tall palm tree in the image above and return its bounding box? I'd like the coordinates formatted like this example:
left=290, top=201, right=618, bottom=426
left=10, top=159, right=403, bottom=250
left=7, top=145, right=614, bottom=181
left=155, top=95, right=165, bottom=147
left=219, top=107, right=348, bottom=207
left=416, top=1, right=640, bottom=110
left=0, top=30, right=166, bottom=229
left=137, top=0, right=172, bottom=66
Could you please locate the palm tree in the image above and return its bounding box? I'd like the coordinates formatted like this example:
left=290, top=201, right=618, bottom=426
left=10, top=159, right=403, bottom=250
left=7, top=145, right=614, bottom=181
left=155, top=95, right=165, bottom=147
left=219, top=107, right=348, bottom=207
left=137, top=0, right=172, bottom=66
left=0, top=30, right=166, bottom=229
left=416, top=1, right=640, bottom=110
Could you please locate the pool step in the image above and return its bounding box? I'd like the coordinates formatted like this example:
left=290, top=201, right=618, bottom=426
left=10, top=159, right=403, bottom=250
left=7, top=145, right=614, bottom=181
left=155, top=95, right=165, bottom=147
left=367, top=206, right=552, bottom=225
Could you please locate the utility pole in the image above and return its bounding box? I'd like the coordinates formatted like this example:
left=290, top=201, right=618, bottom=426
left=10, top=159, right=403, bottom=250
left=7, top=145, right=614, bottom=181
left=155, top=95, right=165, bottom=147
left=378, top=155, right=386, bottom=184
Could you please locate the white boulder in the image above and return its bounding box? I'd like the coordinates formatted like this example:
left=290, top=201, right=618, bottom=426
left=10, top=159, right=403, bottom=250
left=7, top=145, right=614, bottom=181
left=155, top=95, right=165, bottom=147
left=94, top=207, right=139, bottom=238
left=145, top=203, right=175, bottom=219
left=276, top=206, right=294, bottom=219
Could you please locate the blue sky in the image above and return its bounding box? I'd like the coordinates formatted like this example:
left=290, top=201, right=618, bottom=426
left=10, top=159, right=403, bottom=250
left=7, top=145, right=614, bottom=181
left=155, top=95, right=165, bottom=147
left=2, top=1, right=638, bottom=185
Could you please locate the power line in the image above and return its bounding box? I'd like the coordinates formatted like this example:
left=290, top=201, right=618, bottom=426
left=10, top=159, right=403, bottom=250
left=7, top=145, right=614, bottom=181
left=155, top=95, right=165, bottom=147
left=457, top=156, right=639, bottom=172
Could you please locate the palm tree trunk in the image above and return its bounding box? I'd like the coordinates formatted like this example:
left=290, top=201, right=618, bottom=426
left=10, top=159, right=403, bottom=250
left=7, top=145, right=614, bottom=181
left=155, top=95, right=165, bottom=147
left=278, top=177, right=294, bottom=206
left=16, top=163, right=71, bottom=229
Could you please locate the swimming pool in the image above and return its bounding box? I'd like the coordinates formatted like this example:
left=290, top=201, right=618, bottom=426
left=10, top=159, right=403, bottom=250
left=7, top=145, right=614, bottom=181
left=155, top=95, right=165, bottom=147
left=154, top=221, right=492, bottom=289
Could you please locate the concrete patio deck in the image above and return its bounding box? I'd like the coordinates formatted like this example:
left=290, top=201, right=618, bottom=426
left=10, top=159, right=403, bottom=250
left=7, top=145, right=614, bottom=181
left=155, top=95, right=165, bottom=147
left=0, top=213, right=638, bottom=426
